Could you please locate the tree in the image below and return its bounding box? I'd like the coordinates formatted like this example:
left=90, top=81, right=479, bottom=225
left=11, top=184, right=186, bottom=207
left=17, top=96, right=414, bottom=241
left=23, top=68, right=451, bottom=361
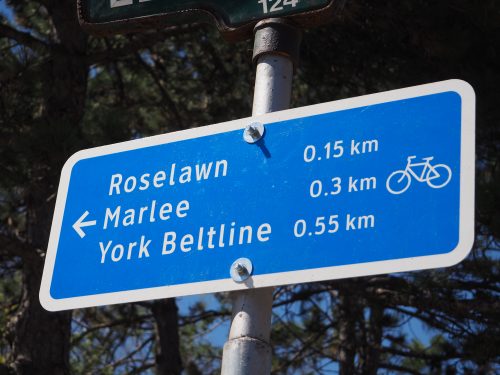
left=0, top=0, right=498, bottom=374
left=1, top=0, right=87, bottom=373
left=270, top=1, right=500, bottom=373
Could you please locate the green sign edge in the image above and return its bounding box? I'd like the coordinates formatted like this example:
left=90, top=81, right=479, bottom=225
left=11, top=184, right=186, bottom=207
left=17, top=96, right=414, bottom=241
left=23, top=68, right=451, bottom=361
left=77, top=0, right=336, bottom=41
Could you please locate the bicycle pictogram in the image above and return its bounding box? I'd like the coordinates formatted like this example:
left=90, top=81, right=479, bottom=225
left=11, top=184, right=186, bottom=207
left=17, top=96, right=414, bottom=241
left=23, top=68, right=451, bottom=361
left=386, top=156, right=452, bottom=195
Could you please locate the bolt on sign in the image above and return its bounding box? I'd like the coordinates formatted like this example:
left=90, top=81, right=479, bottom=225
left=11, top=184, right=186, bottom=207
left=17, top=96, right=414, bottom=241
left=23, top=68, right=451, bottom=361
left=77, top=0, right=335, bottom=39
left=40, top=80, right=475, bottom=311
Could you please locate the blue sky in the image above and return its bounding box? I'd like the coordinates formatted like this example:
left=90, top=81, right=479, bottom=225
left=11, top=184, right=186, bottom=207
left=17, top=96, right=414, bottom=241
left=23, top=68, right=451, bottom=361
left=0, top=1, right=14, bottom=21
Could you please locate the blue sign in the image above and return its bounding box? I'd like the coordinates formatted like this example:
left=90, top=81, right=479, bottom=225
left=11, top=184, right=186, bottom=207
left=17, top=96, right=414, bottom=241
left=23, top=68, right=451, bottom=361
left=40, top=80, right=475, bottom=311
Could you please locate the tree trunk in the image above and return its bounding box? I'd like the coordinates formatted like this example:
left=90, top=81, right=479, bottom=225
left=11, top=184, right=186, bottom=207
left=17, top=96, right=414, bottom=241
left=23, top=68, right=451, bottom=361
left=361, top=303, right=384, bottom=375
left=6, top=1, right=88, bottom=374
left=337, top=288, right=358, bottom=375
left=8, top=258, right=71, bottom=375
left=151, top=299, right=183, bottom=375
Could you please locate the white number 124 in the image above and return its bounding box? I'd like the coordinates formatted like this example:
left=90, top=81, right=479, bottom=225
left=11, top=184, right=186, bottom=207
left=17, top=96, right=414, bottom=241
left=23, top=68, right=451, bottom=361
left=258, top=0, right=299, bottom=14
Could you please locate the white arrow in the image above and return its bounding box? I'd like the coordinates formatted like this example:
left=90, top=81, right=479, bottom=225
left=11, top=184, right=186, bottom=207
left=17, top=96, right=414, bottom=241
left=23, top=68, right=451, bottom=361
left=73, top=211, right=97, bottom=238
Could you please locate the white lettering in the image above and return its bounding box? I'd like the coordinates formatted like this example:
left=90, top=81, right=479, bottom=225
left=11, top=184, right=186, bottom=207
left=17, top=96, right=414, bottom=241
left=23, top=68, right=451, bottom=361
left=195, top=163, right=212, bottom=180
left=346, top=214, right=356, bottom=231
left=124, top=176, right=137, bottom=193
left=102, top=199, right=189, bottom=230
left=159, top=202, right=172, bottom=220
left=179, top=166, right=192, bottom=183
left=176, top=200, right=189, bottom=217
left=162, top=232, right=176, bottom=254
left=215, top=160, right=228, bottom=177
left=257, top=223, right=272, bottom=242
left=138, top=235, right=151, bottom=258
left=127, top=242, right=137, bottom=260
left=109, top=174, right=122, bottom=196
left=349, top=177, right=358, bottom=192
left=111, top=244, right=124, bottom=262
left=99, top=241, right=112, bottom=263
left=351, top=140, right=360, bottom=155
left=180, top=234, right=194, bottom=252
left=123, top=209, right=135, bottom=226
left=104, top=206, right=120, bottom=229
left=139, top=173, right=150, bottom=191
left=161, top=221, right=272, bottom=254
left=110, top=0, right=133, bottom=8
left=239, top=226, right=253, bottom=244
left=153, top=171, right=166, bottom=188
left=107, top=160, right=228, bottom=194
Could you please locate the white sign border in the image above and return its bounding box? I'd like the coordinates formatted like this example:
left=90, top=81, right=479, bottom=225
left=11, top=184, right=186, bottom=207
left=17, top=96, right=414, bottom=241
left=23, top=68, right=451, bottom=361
left=40, top=79, right=475, bottom=311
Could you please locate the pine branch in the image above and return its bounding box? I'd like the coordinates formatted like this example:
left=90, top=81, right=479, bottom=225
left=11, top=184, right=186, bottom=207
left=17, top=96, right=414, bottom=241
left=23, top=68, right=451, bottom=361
left=178, top=309, right=227, bottom=326
left=0, top=232, right=39, bottom=263
left=134, top=51, right=187, bottom=130
left=382, top=345, right=459, bottom=362
left=71, top=315, right=153, bottom=346
left=379, top=362, right=423, bottom=375
left=85, top=25, right=203, bottom=66
left=0, top=23, right=48, bottom=51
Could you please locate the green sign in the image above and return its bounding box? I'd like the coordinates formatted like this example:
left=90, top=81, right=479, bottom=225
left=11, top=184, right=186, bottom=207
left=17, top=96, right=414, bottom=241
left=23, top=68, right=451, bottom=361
left=78, top=0, right=334, bottom=39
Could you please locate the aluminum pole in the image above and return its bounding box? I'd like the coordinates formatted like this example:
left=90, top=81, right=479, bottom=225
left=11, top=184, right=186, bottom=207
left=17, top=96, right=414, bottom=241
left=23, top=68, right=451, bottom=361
left=252, top=53, right=293, bottom=115
left=221, top=19, right=301, bottom=375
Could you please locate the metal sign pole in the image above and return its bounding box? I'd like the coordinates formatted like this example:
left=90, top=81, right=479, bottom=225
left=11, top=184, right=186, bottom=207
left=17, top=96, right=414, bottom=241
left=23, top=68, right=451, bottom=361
left=221, top=19, right=301, bottom=375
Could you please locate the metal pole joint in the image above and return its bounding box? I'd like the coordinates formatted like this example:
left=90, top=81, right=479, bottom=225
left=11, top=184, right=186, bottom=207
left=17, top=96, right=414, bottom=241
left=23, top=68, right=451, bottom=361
left=252, top=18, right=302, bottom=70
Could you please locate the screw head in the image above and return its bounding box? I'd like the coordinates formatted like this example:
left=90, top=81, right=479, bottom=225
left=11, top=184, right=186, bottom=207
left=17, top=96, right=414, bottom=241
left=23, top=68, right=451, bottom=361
left=243, top=122, right=265, bottom=143
left=230, top=257, right=253, bottom=282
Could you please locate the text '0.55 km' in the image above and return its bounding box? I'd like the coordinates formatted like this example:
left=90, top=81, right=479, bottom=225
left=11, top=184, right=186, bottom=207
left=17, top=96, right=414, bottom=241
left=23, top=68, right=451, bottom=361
left=293, top=213, right=375, bottom=238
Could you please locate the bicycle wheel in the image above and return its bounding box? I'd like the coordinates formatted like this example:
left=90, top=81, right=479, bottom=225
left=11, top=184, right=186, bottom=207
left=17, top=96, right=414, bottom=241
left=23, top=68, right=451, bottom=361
left=426, top=164, right=452, bottom=188
left=386, top=170, right=411, bottom=194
